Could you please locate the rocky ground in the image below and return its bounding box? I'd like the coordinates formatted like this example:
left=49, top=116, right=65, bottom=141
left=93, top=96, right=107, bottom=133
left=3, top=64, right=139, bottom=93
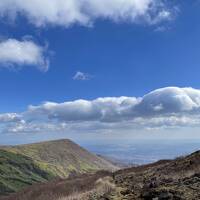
left=102, top=151, right=200, bottom=200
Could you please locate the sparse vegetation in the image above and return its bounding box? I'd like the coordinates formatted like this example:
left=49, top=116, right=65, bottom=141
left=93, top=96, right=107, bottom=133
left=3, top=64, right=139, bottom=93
left=57, top=176, right=115, bottom=200
left=112, top=150, right=200, bottom=199
left=0, top=171, right=113, bottom=200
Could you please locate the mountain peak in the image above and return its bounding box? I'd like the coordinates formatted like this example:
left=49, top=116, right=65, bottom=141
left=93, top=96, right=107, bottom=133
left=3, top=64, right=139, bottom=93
left=0, top=139, right=118, bottom=196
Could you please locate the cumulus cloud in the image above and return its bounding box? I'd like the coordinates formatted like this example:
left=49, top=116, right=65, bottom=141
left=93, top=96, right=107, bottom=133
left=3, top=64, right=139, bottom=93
left=0, top=0, right=175, bottom=27
left=73, top=71, right=92, bottom=80
left=27, top=96, right=138, bottom=122
left=27, top=87, right=200, bottom=123
left=135, top=87, right=200, bottom=116
left=4, top=120, right=67, bottom=134
left=0, top=38, right=49, bottom=71
left=2, top=87, right=200, bottom=134
left=0, top=113, right=21, bottom=123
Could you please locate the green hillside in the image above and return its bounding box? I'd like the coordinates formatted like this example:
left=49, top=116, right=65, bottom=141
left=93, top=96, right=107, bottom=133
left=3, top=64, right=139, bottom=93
left=0, top=149, right=54, bottom=195
left=0, top=139, right=117, bottom=196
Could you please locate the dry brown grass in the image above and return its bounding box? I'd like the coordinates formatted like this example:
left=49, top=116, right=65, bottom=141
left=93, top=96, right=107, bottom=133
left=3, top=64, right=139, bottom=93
left=57, top=192, right=91, bottom=200
left=0, top=171, right=113, bottom=200
left=57, top=193, right=82, bottom=200
left=94, top=177, right=115, bottom=195
left=58, top=176, right=115, bottom=200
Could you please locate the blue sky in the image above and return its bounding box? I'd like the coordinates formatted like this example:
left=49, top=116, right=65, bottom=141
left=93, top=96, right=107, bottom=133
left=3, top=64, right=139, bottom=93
left=0, top=1, right=199, bottom=110
left=0, top=1, right=200, bottom=144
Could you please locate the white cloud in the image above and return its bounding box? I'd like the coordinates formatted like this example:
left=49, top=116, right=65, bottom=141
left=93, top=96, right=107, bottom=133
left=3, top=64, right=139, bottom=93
left=0, top=0, right=176, bottom=27
left=2, top=87, right=200, bottom=134
left=4, top=120, right=66, bottom=133
left=27, top=96, right=139, bottom=122
left=0, top=113, right=21, bottom=123
left=0, top=39, right=49, bottom=71
left=73, top=71, right=92, bottom=80
left=27, top=87, right=200, bottom=123
left=136, top=87, right=200, bottom=116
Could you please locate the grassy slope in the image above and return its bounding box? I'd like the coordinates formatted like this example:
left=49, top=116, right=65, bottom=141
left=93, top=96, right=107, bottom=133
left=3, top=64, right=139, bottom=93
left=0, top=149, right=54, bottom=196
left=5, top=139, right=117, bottom=177
left=1, top=171, right=113, bottom=200
left=0, top=139, right=117, bottom=196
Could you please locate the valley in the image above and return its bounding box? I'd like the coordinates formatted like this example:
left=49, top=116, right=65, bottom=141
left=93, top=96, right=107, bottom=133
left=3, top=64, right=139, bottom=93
left=0, top=139, right=200, bottom=200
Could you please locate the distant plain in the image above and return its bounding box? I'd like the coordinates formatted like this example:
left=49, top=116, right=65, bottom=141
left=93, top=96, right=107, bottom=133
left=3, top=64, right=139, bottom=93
left=83, top=139, right=200, bottom=165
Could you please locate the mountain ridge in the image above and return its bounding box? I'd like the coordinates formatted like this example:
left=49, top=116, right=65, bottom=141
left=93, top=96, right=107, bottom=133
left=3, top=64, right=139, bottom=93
left=2, top=149, right=200, bottom=200
left=0, top=139, right=118, bottom=196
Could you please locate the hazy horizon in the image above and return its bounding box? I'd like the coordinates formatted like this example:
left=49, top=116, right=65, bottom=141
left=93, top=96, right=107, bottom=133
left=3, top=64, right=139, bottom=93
left=1, top=137, right=200, bottom=165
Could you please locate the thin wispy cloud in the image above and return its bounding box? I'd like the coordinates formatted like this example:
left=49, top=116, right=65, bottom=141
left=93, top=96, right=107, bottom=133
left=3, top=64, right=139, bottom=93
left=0, top=0, right=176, bottom=27
left=0, top=38, right=49, bottom=71
left=73, top=71, right=92, bottom=81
